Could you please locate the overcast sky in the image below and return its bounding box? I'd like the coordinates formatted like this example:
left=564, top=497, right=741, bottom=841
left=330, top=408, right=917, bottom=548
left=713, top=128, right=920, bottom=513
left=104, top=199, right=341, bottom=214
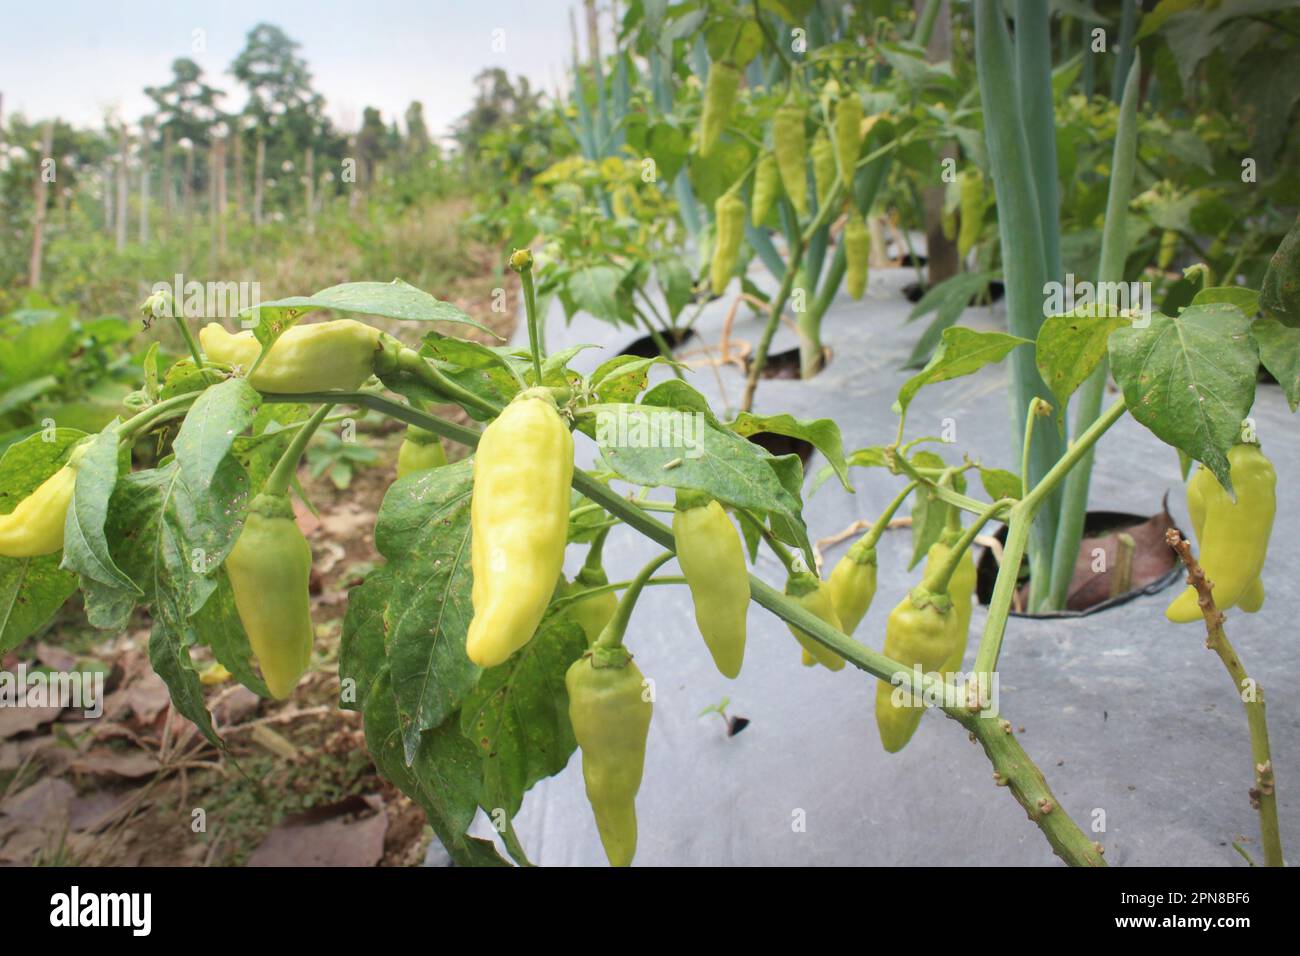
left=0, top=0, right=597, bottom=134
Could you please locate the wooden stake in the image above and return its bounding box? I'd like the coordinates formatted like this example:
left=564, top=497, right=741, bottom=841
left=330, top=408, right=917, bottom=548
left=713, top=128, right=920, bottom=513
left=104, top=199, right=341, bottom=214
left=253, top=135, right=265, bottom=228
left=28, top=122, right=54, bottom=288
left=115, top=124, right=129, bottom=251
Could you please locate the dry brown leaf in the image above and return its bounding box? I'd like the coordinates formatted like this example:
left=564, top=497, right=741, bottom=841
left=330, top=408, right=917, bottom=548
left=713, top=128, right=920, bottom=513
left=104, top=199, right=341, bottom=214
left=0, top=706, right=64, bottom=740
left=69, top=750, right=161, bottom=780
left=247, top=797, right=388, bottom=867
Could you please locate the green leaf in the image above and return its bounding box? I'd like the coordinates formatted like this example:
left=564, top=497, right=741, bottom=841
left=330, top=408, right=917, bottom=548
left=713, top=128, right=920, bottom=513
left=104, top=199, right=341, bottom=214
left=0, top=376, right=58, bottom=417
left=339, top=566, right=394, bottom=714
left=903, top=272, right=997, bottom=370
left=589, top=355, right=656, bottom=404
left=95, top=454, right=247, bottom=632
left=979, top=466, right=1023, bottom=502
left=656, top=256, right=694, bottom=320
left=810, top=445, right=889, bottom=497
left=567, top=265, right=629, bottom=324
left=0, top=554, right=76, bottom=654
left=363, top=671, right=508, bottom=867
left=149, top=620, right=221, bottom=749
left=1035, top=309, right=1131, bottom=422
left=728, top=412, right=852, bottom=493
left=1252, top=318, right=1300, bottom=412
left=1192, top=286, right=1260, bottom=316
left=244, top=278, right=495, bottom=337
left=1109, top=305, right=1258, bottom=491
left=646, top=122, right=689, bottom=186
left=688, top=138, right=752, bottom=208
left=1260, top=212, right=1300, bottom=329
left=160, top=359, right=229, bottom=401
left=61, top=423, right=140, bottom=598
left=1134, top=0, right=1197, bottom=40
left=907, top=451, right=950, bottom=571
left=373, top=459, right=480, bottom=762
left=896, top=327, right=1032, bottom=417
left=595, top=393, right=812, bottom=558
left=172, top=378, right=260, bottom=511
left=0, top=428, right=86, bottom=509
left=460, top=614, right=585, bottom=819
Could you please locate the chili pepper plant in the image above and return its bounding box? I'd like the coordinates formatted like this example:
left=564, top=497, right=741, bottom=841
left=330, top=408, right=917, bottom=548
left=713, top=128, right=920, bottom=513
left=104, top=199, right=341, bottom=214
left=2, top=204, right=1296, bottom=864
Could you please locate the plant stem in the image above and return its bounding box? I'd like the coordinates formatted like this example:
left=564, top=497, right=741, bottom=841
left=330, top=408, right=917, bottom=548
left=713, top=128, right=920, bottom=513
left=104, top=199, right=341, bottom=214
left=946, top=707, right=1107, bottom=866
left=593, top=551, right=675, bottom=650
left=923, top=498, right=1006, bottom=594
left=394, top=347, right=501, bottom=417
left=518, top=261, right=544, bottom=385
left=975, top=398, right=1127, bottom=674
left=549, top=575, right=687, bottom=613
left=914, top=0, right=944, bottom=47
left=889, top=452, right=1009, bottom=521
left=583, top=525, right=610, bottom=571
left=263, top=403, right=333, bottom=498
left=735, top=507, right=798, bottom=574
left=118, top=392, right=200, bottom=441
left=800, top=239, right=846, bottom=378
left=858, top=480, right=919, bottom=551
left=920, top=496, right=998, bottom=595
left=1021, top=397, right=1049, bottom=499
left=1167, top=530, right=1283, bottom=867
left=741, top=180, right=845, bottom=410
left=1015, top=0, right=1063, bottom=286
left=172, top=313, right=204, bottom=368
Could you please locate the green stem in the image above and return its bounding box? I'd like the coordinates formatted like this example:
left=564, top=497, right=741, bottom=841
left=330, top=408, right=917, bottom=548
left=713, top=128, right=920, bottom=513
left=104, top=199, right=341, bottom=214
left=947, top=707, right=1107, bottom=866
left=800, top=239, right=846, bottom=379
left=889, top=453, right=1008, bottom=520
left=583, top=525, right=611, bottom=572
left=395, top=347, right=501, bottom=417
left=741, top=179, right=846, bottom=410
left=975, top=398, right=1127, bottom=675
left=1015, top=0, right=1063, bottom=286
left=923, top=499, right=1005, bottom=594
left=594, top=551, right=675, bottom=650
left=518, top=262, right=544, bottom=385
left=1021, top=397, right=1049, bottom=499
left=914, top=0, right=943, bottom=47
left=549, top=575, right=687, bottom=613
left=735, top=508, right=797, bottom=574
left=263, top=403, right=334, bottom=498
left=118, top=392, right=200, bottom=441
left=172, top=313, right=204, bottom=368
left=859, top=480, right=919, bottom=551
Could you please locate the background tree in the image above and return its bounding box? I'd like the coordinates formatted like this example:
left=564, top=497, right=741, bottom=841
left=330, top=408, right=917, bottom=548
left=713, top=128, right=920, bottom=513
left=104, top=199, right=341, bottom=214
left=453, top=68, right=544, bottom=156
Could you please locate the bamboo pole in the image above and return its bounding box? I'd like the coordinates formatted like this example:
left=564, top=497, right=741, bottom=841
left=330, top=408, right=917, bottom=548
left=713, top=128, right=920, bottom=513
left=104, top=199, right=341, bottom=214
left=253, top=134, right=265, bottom=227
left=183, top=143, right=194, bottom=256
left=232, top=128, right=244, bottom=216
left=138, top=120, right=151, bottom=243
left=115, top=124, right=129, bottom=251
left=216, top=135, right=227, bottom=258
left=305, top=145, right=315, bottom=232
left=161, top=126, right=173, bottom=220
left=28, top=122, right=54, bottom=288
left=208, top=143, right=218, bottom=274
